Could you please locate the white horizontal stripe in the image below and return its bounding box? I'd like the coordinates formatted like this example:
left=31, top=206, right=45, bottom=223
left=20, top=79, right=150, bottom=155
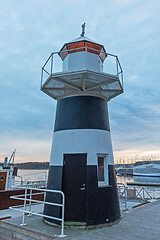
left=49, top=129, right=114, bottom=166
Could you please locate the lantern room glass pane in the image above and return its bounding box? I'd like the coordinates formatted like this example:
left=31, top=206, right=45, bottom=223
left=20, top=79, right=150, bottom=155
left=98, top=157, right=105, bottom=182
left=67, top=41, right=85, bottom=54
left=85, top=42, right=101, bottom=55
left=59, top=45, right=68, bottom=60
left=99, top=47, right=107, bottom=62
left=59, top=40, right=107, bottom=62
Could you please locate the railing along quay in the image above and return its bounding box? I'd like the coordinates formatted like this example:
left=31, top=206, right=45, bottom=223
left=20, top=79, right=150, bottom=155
left=117, top=183, right=160, bottom=212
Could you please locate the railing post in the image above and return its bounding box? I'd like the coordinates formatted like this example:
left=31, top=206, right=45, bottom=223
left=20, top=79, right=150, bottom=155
left=41, top=69, right=43, bottom=87
left=60, top=193, right=65, bottom=237
left=116, top=57, right=118, bottom=75
left=121, top=71, right=124, bottom=88
left=20, top=188, right=27, bottom=226
left=117, top=183, right=128, bottom=212
left=84, top=47, right=87, bottom=70
left=142, top=188, right=145, bottom=200
left=21, top=176, right=23, bottom=185
left=51, top=53, right=53, bottom=75
left=136, top=188, right=144, bottom=201
left=28, top=188, right=32, bottom=216
left=44, top=191, right=46, bottom=202
left=45, top=171, right=47, bottom=182
left=124, top=185, right=128, bottom=212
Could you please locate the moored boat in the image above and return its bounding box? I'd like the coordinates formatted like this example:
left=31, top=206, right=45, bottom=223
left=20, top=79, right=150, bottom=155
left=0, top=150, right=45, bottom=211
left=133, top=161, right=160, bottom=178
left=116, top=167, right=133, bottom=176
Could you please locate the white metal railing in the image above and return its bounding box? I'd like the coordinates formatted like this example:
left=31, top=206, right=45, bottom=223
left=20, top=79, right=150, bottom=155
left=9, top=187, right=66, bottom=238
left=15, top=175, right=23, bottom=185
left=41, top=47, right=123, bottom=87
left=14, top=180, right=47, bottom=189
left=117, top=183, right=128, bottom=211
left=117, top=183, right=160, bottom=212
left=117, top=183, right=159, bottom=212
left=15, top=170, right=48, bottom=187
left=135, top=187, right=153, bottom=200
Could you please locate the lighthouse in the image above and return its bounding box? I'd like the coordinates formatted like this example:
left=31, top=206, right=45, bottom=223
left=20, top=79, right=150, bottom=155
left=41, top=24, right=123, bottom=226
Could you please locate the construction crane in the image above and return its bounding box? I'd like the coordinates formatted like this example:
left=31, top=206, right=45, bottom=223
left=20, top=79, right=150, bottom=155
left=3, top=149, right=16, bottom=167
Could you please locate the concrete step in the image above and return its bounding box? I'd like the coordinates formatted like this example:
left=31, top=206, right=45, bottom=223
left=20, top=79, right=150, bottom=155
left=0, top=220, right=56, bottom=240
left=0, top=226, right=33, bottom=240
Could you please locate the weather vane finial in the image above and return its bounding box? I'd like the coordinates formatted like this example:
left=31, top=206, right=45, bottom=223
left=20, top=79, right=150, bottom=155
left=81, top=23, right=86, bottom=37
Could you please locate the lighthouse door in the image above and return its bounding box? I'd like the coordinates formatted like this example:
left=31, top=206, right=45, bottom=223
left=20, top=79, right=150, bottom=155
left=63, top=153, right=87, bottom=222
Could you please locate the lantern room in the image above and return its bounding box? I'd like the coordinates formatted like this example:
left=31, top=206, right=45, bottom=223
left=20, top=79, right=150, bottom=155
left=41, top=23, right=123, bottom=101
left=59, top=36, right=107, bottom=72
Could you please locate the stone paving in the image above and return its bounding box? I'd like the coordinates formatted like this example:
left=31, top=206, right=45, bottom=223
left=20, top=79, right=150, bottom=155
left=1, top=200, right=160, bottom=240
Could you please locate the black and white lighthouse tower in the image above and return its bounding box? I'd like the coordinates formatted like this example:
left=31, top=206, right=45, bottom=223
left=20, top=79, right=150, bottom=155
left=41, top=24, right=123, bottom=226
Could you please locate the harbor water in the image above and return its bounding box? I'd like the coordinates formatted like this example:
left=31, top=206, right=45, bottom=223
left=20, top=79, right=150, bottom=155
left=17, top=169, right=48, bottom=183
left=16, top=170, right=160, bottom=199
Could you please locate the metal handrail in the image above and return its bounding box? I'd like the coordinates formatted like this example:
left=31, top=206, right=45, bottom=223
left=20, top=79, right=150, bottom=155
left=117, top=183, right=128, bottom=211
left=42, top=47, right=122, bottom=71
left=9, top=186, right=66, bottom=238
left=41, top=46, right=123, bottom=89
left=117, top=183, right=156, bottom=212
left=136, top=187, right=153, bottom=200
left=14, top=180, right=47, bottom=189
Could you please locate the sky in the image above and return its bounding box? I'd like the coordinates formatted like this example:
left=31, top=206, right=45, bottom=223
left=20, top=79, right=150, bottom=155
left=0, top=0, right=160, bottom=163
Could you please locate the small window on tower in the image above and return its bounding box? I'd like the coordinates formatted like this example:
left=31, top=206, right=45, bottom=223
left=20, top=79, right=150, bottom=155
left=98, top=157, right=105, bottom=181
left=97, top=154, right=108, bottom=186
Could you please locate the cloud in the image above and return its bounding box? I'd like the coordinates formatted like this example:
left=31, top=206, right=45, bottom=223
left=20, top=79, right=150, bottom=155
left=0, top=133, right=52, bottom=163
left=0, top=0, right=160, bottom=162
